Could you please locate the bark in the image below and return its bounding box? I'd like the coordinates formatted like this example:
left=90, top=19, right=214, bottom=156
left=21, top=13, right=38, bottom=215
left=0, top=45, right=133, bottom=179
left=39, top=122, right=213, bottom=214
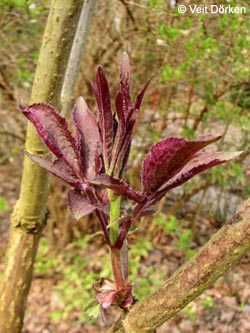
left=109, top=198, right=250, bottom=333
left=0, top=1, right=83, bottom=332
left=61, top=0, right=97, bottom=116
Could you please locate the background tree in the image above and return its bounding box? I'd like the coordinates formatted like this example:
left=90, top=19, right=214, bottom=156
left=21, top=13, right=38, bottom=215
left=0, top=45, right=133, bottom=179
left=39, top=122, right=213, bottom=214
left=0, top=0, right=86, bottom=332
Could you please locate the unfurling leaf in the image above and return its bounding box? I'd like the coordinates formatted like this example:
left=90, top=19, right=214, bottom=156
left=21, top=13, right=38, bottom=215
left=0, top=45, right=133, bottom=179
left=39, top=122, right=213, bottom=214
left=20, top=103, right=80, bottom=174
left=93, top=278, right=117, bottom=309
left=134, top=76, right=152, bottom=112
left=110, top=53, right=151, bottom=177
left=93, top=66, right=114, bottom=169
left=25, top=152, right=81, bottom=187
left=120, top=52, right=132, bottom=116
left=72, top=97, right=100, bottom=179
left=67, top=190, right=96, bottom=220
left=152, top=151, right=243, bottom=203
left=93, top=277, right=134, bottom=310
left=142, top=135, right=222, bottom=194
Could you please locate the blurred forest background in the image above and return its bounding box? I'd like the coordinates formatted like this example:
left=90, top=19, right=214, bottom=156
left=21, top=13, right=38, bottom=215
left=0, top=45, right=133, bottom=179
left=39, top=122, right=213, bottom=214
left=0, top=0, right=249, bottom=332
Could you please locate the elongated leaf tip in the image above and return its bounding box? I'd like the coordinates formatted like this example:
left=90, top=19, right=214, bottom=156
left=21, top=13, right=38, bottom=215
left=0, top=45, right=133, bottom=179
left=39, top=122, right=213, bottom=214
left=121, top=51, right=129, bottom=62
left=76, top=96, right=88, bottom=110
left=97, top=65, right=104, bottom=75
left=223, top=151, right=244, bottom=159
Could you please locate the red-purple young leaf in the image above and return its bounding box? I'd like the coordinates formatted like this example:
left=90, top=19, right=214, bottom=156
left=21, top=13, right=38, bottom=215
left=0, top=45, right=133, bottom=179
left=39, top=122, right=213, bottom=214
left=120, top=52, right=132, bottom=113
left=90, top=174, right=145, bottom=203
left=109, top=92, right=127, bottom=172
left=72, top=97, right=100, bottom=179
left=197, top=134, right=214, bottom=141
left=95, top=66, right=114, bottom=169
left=142, top=135, right=222, bottom=194
left=67, top=189, right=96, bottom=220
left=93, top=277, right=133, bottom=309
left=134, top=76, right=152, bottom=111
left=97, top=290, right=116, bottom=310
left=118, top=119, right=134, bottom=161
left=112, top=119, right=135, bottom=177
left=20, top=103, right=80, bottom=174
left=118, top=140, right=131, bottom=178
left=93, top=278, right=117, bottom=309
left=151, top=151, right=243, bottom=204
left=115, top=92, right=126, bottom=127
left=25, top=151, right=80, bottom=187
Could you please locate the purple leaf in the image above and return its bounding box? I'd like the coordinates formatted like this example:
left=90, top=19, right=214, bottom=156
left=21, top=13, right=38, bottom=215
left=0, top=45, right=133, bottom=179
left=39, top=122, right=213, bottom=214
left=20, top=103, right=80, bottom=174
left=112, top=117, right=135, bottom=177
left=94, top=66, right=114, bottom=169
left=97, top=290, right=116, bottom=310
left=120, top=52, right=132, bottom=114
left=118, top=140, right=131, bottom=178
left=115, top=91, right=126, bottom=128
left=114, top=122, right=133, bottom=177
left=113, top=93, right=126, bottom=153
left=72, top=97, right=100, bottom=179
left=134, top=76, right=152, bottom=111
left=67, top=189, right=96, bottom=220
left=109, top=92, right=127, bottom=173
left=93, top=277, right=133, bottom=310
left=25, top=151, right=80, bottom=187
left=142, top=135, right=222, bottom=194
left=93, top=278, right=117, bottom=309
left=151, top=151, right=243, bottom=204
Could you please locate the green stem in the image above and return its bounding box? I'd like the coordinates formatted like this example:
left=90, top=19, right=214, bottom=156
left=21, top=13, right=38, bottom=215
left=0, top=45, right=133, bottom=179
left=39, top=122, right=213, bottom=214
left=108, top=189, right=121, bottom=244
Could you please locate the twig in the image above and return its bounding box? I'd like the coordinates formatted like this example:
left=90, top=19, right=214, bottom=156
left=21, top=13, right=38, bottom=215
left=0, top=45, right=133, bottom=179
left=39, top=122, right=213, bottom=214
left=109, top=198, right=250, bottom=332
left=61, top=0, right=97, bottom=116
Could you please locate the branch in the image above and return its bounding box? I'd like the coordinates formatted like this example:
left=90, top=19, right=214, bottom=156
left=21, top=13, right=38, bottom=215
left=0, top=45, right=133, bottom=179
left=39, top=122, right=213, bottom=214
left=109, top=198, right=250, bottom=333
left=61, top=0, right=97, bottom=116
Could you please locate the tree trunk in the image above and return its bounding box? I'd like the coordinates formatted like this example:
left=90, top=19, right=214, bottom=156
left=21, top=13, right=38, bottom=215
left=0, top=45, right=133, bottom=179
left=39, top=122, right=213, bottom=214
left=0, top=1, right=84, bottom=332
left=109, top=199, right=250, bottom=333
